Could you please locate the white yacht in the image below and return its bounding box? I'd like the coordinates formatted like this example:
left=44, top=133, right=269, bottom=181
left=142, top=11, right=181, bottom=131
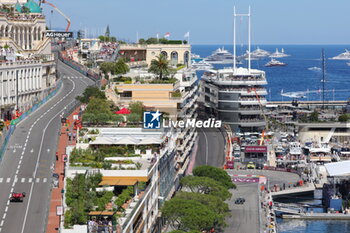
left=239, top=47, right=270, bottom=60
left=289, top=142, right=302, bottom=156
left=191, top=53, right=201, bottom=59
left=264, top=58, right=287, bottom=67
left=308, top=67, right=322, bottom=72
left=192, top=60, right=214, bottom=70
left=330, top=49, right=350, bottom=60
left=269, top=48, right=290, bottom=58
left=204, top=47, right=235, bottom=64
left=251, top=47, right=270, bottom=58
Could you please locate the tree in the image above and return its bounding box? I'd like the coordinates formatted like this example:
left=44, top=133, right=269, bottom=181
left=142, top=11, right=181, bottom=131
left=127, top=113, right=141, bottom=123
left=162, top=198, right=218, bottom=231
left=82, top=113, right=97, bottom=124
left=339, top=114, right=350, bottom=122
left=115, top=59, right=129, bottom=75
left=111, top=114, right=124, bottom=123
left=176, top=192, right=229, bottom=216
left=96, top=113, right=111, bottom=124
left=180, top=176, right=231, bottom=201
left=148, top=54, right=170, bottom=80
left=146, top=37, right=159, bottom=44
left=309, top=110, right=319, bottom=122
left=193, top=165, right=236, bottom=189
left=138, top=38, right=146, bottom=44
left=85, top=97, right=112, bottom=116
left=100, top=62, right=115, bottom=75
left=176, top=192, right=229, bottom=227
left=128, top=101, right=145, bottom=119
left=76, top=86, right=106, bottom=104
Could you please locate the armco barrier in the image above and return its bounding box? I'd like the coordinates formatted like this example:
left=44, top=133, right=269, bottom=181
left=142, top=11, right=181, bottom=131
left=58, top=52, right=100, bottom=86
left=0, top=80, right=62, bottom=161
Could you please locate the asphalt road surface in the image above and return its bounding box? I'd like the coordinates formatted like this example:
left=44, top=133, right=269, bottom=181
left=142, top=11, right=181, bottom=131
left=195, top=128, right=225, bottom=168
left=225, top=183, right=260, bottom=233
left=0, top=60, right=95, bottom=233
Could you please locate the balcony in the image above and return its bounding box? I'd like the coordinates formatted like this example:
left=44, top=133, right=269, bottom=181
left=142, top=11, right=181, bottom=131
left=218, top=107, right=262, bottom=114
left=219, top=88, right=267, bottom=95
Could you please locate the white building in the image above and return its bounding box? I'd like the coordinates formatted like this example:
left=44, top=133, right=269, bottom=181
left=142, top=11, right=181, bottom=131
left=63, top=127, right=179, bottom=233
left=0, top=0, right=56, bottom=120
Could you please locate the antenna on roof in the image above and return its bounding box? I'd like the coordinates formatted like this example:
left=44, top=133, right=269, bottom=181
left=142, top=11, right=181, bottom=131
left=233, top=6, right=251, bottom=73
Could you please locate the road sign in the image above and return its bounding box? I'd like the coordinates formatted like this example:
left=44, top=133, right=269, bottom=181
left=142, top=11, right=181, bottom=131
left=56, top=206, right=63, bottom=216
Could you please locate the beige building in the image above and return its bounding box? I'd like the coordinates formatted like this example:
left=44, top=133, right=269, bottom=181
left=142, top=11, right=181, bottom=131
left=119, top=44, right=191, bottom=67
left=0, top=1, right=56, bottom=120
left=115, top=81, right=181, bottom=118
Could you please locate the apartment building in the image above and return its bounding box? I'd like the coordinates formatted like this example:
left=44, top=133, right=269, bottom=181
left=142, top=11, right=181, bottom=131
left=0, top=0, right=56, bottom=120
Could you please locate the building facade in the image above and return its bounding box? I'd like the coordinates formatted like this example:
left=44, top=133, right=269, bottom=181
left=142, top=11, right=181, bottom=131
left=200, top=67, right=268, bottom=132
left=0, top=1, right=56, bottom=120
left=119, top=44, right=191, bottom=67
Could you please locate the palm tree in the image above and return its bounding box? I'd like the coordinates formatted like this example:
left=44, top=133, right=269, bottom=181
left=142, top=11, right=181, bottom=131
left=148, top=54, right=170, bottom=80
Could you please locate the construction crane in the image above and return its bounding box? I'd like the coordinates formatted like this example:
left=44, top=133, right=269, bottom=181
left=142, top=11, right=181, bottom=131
left=247, top=87, right=268, bottom=145
left=40, top=0, right=71, bottom=32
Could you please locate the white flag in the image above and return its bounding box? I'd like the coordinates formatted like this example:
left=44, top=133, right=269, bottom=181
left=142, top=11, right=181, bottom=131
left=184, top=31, right=190, bottom=38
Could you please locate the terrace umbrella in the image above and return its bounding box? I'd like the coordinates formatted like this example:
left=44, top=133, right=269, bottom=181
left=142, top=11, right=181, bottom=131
left=115, top=108, right=131, bottom=114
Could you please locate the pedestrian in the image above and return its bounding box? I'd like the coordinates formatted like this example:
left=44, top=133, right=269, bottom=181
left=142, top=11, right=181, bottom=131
left=73, top=132, right=76, bottom=141
left=108, top=220, right=112, bottom=233
left=68, top=132, right=72, bottom=141
left=88, top=219, right=94, bottom=232
left=56, top=152, right=58, bottom=161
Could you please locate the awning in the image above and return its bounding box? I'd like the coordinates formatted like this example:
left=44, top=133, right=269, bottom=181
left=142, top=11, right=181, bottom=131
left=115, top=108, right=131, bottom=114
left=88, top=211, right=115, bottom=216
left=99, top=179, right=138, bottom=186
left=325, top=160, right=350, bottom=177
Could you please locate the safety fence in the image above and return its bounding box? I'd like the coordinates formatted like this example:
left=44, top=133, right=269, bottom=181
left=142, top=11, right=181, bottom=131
left=0, top=80, right=62, bottom=162
left=58, top=52, right=101, bottom=86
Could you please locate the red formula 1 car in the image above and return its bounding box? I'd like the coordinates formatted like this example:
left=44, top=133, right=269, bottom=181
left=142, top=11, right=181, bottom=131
left=10, top=192, right=26, bottom=202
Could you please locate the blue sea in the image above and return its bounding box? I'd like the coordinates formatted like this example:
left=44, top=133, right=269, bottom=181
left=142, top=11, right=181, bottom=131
left=192, top=45, right=350, bottom=101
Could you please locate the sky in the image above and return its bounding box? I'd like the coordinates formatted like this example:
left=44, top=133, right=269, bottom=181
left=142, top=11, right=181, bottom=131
left=42, top=0, right=350, bottom=45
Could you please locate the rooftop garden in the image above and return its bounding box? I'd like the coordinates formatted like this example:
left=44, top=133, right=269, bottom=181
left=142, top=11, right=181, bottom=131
left=64, top=173, right=148, bottom=228
left=64, top=173, right=113, bottom=228
left=78, top=86, right=145, bottom=126
left=69, top=147, right=146, bottom=169
left=339, top=114, right=350, bottom=122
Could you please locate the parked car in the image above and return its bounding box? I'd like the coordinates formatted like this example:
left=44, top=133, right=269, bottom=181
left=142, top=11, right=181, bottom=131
left=52, top=173, right=59, bottom=188
left=247, top=162, right=256, bottom=169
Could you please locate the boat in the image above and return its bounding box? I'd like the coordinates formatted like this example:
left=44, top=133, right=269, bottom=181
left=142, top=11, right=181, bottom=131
left=289, top=142, right=302, bottom=156
left=239, top=47, right=270, bottom=60
left=264, top=58, right=287, bottom=67
left=251, top=47, right=270, bottom=58
left=191, top=60, right=214, bottom=70
left=308, top=67, right=322, bottom=72
left=330, top=49, right=350, bottom=60
left=269, top=48, right=290, bottom=58
left=191, top=53, right=201, bottom=59
left=347, top=62, right=350, bottom=66
left=204, top=47, right=236, bottom=64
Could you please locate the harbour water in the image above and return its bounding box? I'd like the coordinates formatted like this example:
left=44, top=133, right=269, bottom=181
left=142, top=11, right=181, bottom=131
left=273, top=191, right=350, bottom=232
left=192, top=45, right=350, bottom=101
